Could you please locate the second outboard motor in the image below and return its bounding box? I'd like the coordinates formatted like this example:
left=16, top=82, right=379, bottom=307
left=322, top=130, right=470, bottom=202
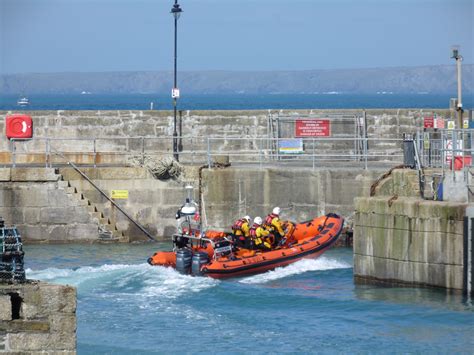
left=191, top=252, right=209, bottom=276
left=176, top=249, right=193, bottom=274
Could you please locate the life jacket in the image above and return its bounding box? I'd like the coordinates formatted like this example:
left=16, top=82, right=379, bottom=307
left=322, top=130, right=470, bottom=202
left=249, top=225, right=258, bottom=238
left=264, top=213, right=278, bottom=227
left=232, top=218, right=245, bottom=231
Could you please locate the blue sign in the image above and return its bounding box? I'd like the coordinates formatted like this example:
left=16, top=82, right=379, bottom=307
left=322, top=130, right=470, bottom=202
left=279, top=139, right=303, bottom=154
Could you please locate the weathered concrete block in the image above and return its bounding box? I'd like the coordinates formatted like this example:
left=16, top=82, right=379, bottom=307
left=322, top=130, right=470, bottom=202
left=23, top=208, right=41, bottom=225
left=0, top=282, right=77, bottom=352
left=11, top=168, right=59, bottom=182
left=0, top=169, right=11, bottom=182
left=160, top=188, right=186, bottom=205
left=39, top=284, right=76, bottom=314
left=18, top=225, right=45, bottom=241
left=0, top=296, right=11, bottom=321
left=40, top=207, right=80, bottom=224
left=46, top=225, right=69, bottom=242
left=7, top=332, right=50, bottom=351
left=12, top=188, right=51, bottom=208
left=71, top=207, right=93, bottom=224
left=21, top=302, right=41, bottom=320
left=7, top=331, right=76, bottom=351
left=47, top=189, right=73, bottom=207
left=10, top=207, right=25, bottom=224
left=67, top=224, right=99, bottom=240
left=49, top=314, right=76, bottom=334
left=0, top=188, right=13, bottom=207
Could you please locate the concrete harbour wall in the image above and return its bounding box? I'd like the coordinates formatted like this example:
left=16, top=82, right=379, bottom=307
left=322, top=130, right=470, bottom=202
left=0, top=109, right=454, bottom=243
left=0, top=165, right=382, bottom=243
left=354, top=169, right=467, bottom=290
left=0, top=109, right=450, bottom=165
left=61, top=166, right=384, bottom=241
left=202, top=167, right=383, bottom=230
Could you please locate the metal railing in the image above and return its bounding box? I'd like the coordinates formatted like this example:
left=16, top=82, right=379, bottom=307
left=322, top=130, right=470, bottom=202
left=418, top=129, right=474, bottom=174
left=6, top=135, right=405, bottom=170
left=9, top=136, right=209, bottom=167
left=205, top=136, right=403, bottom=169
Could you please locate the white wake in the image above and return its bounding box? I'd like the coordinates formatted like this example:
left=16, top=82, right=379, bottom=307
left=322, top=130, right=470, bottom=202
left=240, top=256, right=351, bottom=284
left=26, top=263, right=219, bottom=300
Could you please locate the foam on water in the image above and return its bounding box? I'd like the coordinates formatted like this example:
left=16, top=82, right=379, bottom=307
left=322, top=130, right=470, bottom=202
left=240, top=256, right=351, bottom=284
left=141, top=265, right=219, bottom=299
left=27, top=262, right=219, bottom=300
left=27, top=255, right=350, bottom=292
left=26, top=263, right=143, bottom=285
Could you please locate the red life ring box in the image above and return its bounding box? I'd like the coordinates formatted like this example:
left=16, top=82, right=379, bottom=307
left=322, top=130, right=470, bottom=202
left=5, top=114, right=33, bottom=140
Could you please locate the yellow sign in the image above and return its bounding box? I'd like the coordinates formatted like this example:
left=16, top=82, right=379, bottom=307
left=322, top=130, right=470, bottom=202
left=111, top=190, right=129, bottom=199
left=463, top=119, right=469, bottom=129
left=447, top=120, right=455, bottom=130
left=423, top=133, right=430, bottom=150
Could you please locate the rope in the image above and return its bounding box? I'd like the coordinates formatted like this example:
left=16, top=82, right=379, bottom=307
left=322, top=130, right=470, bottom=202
left=128, top=155, right=183, bottom=180
left=369, top=164, right=408, bottom=197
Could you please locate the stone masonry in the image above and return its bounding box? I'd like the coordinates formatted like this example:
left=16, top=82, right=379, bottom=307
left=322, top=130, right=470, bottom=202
left=0, top=109, right=451, bottom=166
left=0, top=281, right=76, bottom=354
left=0, top=168, right=100, bottom=243
left=59, top=166, right=384, bottom=241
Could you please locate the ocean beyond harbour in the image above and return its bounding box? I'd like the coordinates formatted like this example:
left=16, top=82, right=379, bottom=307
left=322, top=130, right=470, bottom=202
left=1, top=93, right=473, bottom=111
left=25, top=244, right=473, bottom=354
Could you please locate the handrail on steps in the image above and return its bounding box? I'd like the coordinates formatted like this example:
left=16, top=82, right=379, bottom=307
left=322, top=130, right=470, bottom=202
left=52, top=149, right=157, bottom=242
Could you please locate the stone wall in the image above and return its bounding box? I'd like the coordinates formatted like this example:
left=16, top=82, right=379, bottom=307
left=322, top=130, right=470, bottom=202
left=202, top=166, right=384, bottom=230
left=0, top=281, right=76, bottom=353
left=59, top=167, right=192, bottom=241
left=0, top=109, right=450, bottom=165
left=354, top=168, right=467, bottom=290
left=59, top=166, right=383, bottom=241
left=0, top=168, right=100, bottom=243
left=0, top=165, right=400, bottom=244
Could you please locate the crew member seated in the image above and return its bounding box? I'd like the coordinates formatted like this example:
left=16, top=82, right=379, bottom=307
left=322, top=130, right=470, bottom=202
left=232, top=215, right=251, bottom=249
left=250, top=217, right=272, bottom=251
left=264, top=206, right=286, bottom=247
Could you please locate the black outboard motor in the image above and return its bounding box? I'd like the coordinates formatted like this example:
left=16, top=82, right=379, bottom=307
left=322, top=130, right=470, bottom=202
left=191, top=252, right=209, bottom=276
left=175, top=249, right=193, bottom=275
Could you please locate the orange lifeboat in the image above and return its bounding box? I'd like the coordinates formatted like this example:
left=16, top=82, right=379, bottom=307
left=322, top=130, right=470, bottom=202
left=148, top=213, right=344, bottom=279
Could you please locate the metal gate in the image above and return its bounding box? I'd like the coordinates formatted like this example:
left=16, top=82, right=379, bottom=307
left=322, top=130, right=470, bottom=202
left=267, top=111, right=367, bottom=162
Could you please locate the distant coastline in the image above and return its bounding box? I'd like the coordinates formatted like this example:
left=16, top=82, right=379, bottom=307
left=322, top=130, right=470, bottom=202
left=1, top=64, right=472, bottom=96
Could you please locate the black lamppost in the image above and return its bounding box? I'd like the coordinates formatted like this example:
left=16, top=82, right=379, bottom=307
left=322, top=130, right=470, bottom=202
left=451, top=45, right=463, bottom=128
left=171, top=0, right=182, bottom=161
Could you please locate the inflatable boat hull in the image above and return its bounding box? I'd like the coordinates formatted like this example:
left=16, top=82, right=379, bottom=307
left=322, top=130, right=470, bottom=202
left=148, top=213, right=344, bottom=279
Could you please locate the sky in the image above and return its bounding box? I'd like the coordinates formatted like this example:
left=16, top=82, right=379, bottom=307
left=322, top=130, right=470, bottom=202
left=0, top=0, right=472, bottom=74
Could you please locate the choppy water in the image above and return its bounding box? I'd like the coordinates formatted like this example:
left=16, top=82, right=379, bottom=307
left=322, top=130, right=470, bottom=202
left=24, top=244, right=473, bottom=354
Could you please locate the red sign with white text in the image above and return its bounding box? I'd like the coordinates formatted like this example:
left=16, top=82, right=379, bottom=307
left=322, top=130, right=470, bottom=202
left=295, top=119, right=331, bottom=137
left=424, top=116, right=434, bottom=128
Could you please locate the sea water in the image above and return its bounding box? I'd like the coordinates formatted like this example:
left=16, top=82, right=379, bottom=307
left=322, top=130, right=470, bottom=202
left=25, top=244, right=473, bottom=354
left=1, top=93, right=473, bottom=111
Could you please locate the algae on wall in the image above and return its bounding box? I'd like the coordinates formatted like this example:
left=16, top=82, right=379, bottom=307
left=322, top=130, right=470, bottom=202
left=354, top=168, right=466, bottom=290
left=202, top=167, right=382, bottom=230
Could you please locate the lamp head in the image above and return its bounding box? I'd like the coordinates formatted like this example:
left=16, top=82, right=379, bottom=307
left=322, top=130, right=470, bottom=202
left=451, top=45, right=460, bottom=59
left=171, top=3, right=182, bottom=19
